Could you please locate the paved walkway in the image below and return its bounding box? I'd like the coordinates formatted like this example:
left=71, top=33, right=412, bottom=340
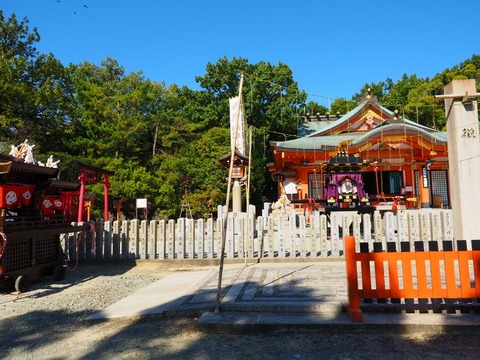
left=88, top=260, right=480, bottom=334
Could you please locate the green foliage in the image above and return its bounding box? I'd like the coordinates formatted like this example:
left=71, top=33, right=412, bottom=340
left=330, top=98, right=357, bottom=115
left=0, top=11, right=74, bottom=151
left=195, top=56, right=307, bottom=140
left=302, top=101, right=329, bottom=117
left=69, top=58, right=159, bottom=162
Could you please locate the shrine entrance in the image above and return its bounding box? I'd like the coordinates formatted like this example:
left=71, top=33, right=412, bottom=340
left=73, top=161, right=115, bottom=222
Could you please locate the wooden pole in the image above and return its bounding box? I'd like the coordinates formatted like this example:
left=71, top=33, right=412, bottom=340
left=244, top=127, right=253, bottom=264
left=215, top=74, right=244, bottom=312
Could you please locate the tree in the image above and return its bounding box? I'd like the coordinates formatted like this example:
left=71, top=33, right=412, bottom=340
left=0, top=11, right=74, bottom=152
left=195, top=57, right=307, bottom=140
left=302, top=100, right=329, bottom=117
left=381, top=74, right=425, bottom=112
left=69, top=58, right=158, bottom=164
left=330, top=98, right=356, bottom=115
left=404, top=82, right=442, bottom=128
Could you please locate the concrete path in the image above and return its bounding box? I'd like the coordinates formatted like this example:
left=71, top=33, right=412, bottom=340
left=88, top=260, right=480, bottom=334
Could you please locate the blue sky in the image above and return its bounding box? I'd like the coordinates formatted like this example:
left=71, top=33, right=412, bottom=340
left=3, top=0, right=480, bottom=107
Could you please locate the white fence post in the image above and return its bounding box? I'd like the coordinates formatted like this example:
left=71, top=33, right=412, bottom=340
left=373, top=211, right=383, bottom=248
left=397, top=210, right=409, bottom=245
left=206, top=217, right=214, bottom=259
left=320, top=214, right=328, bottom=257
left=112, top=221, right=120, bottom=259
left=384, top=212, right=396, bottom=247
left=247, top=206, right=255, bottom=258
left=129, top=219, right=139, bottom=259
left=186, top=218, right=195, bottom=259
left=299, top=214, right=307, bottom=258
left=216, top=209, right=224, bottom=258
left=408, top=211, right=420, bottom=246
left=196, top=218, right=204, bottom=259
left=226, top=213, right=234, bottom=258
left=431, top=211, right=442, bottom=248
left=177, top=218, right=185, bottom=259
left=236, top=215, right=245, bottom=259
left=167, top=219, right=175, bottom=259
left=267, top=215, right=275, bottom=258
left=139, top=220, right=148, bottom=259
left=289, top=213, right=296, bottom=258
left=311, top=211, right=320, bottom=257
left=103, top=221, right=112, bottom=260
left=121, top=220, right=129, bottom=259
left=331, top=213, right=340, bottom=257
left=94, top=222, right=102, bottom=260
left=157, top=220, right=166, bottom=259
left=362, top=214, right=372, bottom=251
left=420, top=211, right=432, bottom=249
left=442, top=210, right=454, bottom=242
left=278, top=213, right=286, bottom=258
left=148, top=220, right=157, bottom=259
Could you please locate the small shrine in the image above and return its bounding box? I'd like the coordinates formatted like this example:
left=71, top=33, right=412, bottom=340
left=0, top=142, right=84, bottom=293
left=219, top=149, right=250, bottom=213
left=323, top=150, right=367, bottom=208
left=268, top=93, right=450, bottom=213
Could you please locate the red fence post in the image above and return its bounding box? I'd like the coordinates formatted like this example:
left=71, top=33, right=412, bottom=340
left=345, top=235, right=363, bottom=322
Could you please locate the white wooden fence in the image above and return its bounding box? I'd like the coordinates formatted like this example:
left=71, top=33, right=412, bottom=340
left=61, top=204, right=457, bottom=261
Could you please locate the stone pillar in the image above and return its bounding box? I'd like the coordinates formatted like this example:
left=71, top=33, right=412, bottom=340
left=443, top=79, right=480, bottom=245
left=232, top=179, right=242, bottom=213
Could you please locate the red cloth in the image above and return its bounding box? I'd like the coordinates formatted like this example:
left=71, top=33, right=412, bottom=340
left=0, top=184, right=35, bottom=208
left=41, top=196, right=65, bottom=214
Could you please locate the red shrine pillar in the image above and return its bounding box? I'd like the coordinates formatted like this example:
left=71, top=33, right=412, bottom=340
left=77, top=169, right=87, bottom=223
left=103, top=174, right=110, bottom=221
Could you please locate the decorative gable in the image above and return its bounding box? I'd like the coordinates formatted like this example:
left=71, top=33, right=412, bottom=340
left=355, top=110, right=385, bottom=132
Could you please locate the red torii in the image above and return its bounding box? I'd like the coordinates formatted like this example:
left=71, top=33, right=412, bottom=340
left=73, top=161, right=115, bottom=223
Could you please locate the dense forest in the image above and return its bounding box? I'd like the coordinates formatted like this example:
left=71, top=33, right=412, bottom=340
left=1, top=12, right=479, bottom=219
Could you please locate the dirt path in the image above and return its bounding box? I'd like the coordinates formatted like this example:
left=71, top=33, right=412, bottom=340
left=0, top=261, right=478, bottom=359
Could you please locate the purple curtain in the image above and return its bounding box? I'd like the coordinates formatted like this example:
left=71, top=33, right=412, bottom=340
left=324, top=173, right=365, bottom=200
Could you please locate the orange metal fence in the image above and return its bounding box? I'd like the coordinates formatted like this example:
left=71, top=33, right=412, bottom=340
left=345, top=236, right=480, bottom=322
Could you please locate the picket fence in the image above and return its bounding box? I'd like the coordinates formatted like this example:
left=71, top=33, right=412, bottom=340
left=61, top=203, right=457, bottom=262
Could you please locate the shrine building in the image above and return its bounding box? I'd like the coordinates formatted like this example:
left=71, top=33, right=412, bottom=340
left=267, top=93, right=449, bottom=211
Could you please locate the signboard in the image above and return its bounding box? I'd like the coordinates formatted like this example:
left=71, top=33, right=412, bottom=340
left=136, top=198, right=148, bottom=220
left=136, top=198, right=147, bottom=208
left=422, top=167, right=428, bottom=188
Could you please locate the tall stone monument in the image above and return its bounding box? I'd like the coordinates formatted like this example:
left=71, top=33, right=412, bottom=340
left=439, top=79, right=480, bottom=245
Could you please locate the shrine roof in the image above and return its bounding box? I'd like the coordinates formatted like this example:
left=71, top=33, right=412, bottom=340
left=73, top=161, right=115, bottom=176
left=0, top=155, right=60, bottom=178
left=297, top=120, right=337, bottom=136
left=273, top=97, right=447, bottom=151
left=302, top=100, right=437, bottom=137
left=272, top=133, right=359, bottom=150
left=355, top=122, right=447, bottom=143
left=271, top=122, right=447, bottom=151
left=218, top=148, right=251, bottom=166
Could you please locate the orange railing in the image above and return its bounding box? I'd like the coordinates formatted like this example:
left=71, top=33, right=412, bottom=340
left=345, top=236, right=480, bottom=322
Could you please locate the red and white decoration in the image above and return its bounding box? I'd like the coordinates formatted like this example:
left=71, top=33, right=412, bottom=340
left=0, top=185, right=35, bottom=208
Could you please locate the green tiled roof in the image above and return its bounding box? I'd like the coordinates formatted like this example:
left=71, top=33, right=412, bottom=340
left=274, top=99, right=448, bottom=150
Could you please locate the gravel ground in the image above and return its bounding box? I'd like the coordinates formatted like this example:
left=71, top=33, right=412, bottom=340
left=1, top=261, right=480, bottom=360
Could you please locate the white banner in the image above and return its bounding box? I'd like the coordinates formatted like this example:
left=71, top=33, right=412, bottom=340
left=229, top=96, right=245, bottom=154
